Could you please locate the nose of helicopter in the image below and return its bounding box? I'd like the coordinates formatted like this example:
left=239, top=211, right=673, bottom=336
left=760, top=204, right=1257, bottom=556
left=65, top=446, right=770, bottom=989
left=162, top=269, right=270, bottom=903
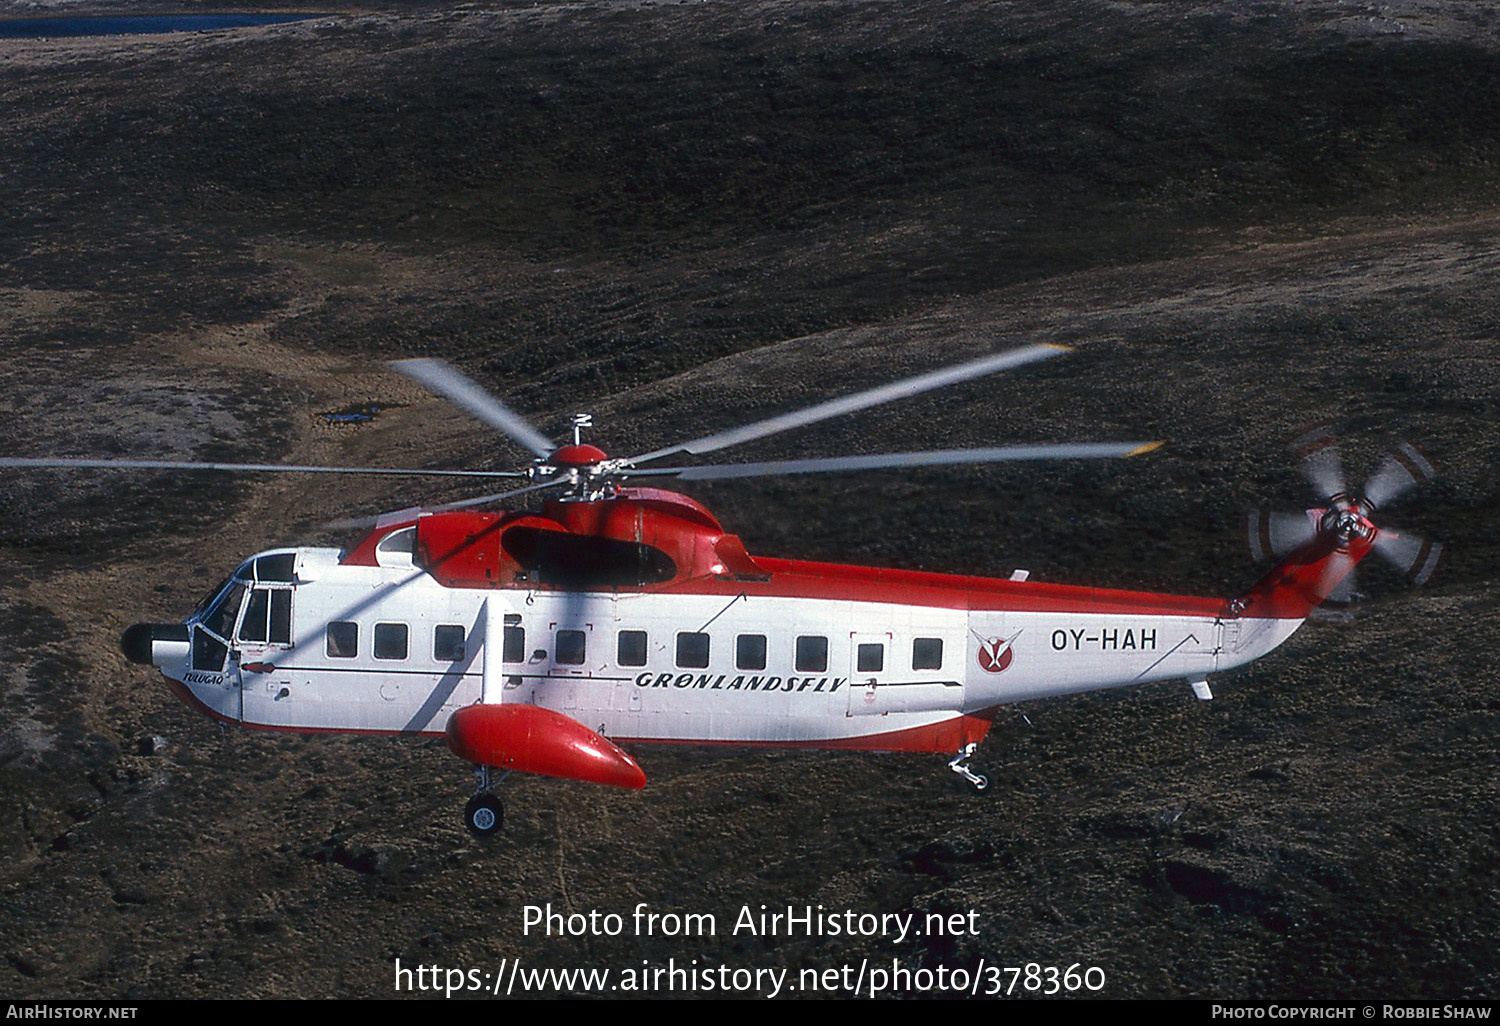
left=121, top=622, right=190, bottom=665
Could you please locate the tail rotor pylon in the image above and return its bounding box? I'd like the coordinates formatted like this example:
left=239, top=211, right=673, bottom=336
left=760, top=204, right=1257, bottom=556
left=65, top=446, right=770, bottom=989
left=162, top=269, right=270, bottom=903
left=1247, top=428, right=1443, bottom=615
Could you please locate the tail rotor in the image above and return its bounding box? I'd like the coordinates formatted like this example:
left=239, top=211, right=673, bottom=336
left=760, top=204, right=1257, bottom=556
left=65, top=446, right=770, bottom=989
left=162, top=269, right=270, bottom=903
left=1361, top=441, right=1436, bottom=512
left=1247, top=429, right=1443, bottom=613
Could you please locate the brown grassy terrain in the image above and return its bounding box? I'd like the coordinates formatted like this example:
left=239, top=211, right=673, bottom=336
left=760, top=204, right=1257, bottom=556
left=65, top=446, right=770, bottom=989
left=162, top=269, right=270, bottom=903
left=0, top=0, right=1497, bottom=999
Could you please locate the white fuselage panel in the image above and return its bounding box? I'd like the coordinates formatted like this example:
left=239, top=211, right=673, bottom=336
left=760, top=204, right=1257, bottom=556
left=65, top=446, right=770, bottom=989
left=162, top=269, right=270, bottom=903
left=165, top=558, right=1302, bottom=746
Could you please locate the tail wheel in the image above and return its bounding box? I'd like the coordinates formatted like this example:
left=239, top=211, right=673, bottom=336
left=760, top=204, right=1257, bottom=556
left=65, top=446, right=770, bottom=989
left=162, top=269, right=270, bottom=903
left=947, top=742, right=988, bottom=791
left=464, top=793, right=504, bottom=837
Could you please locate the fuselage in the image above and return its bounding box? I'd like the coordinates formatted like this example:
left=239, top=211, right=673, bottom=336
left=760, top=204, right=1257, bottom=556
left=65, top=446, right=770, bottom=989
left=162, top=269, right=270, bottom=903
left=135, top=489, right=1320, bottom=756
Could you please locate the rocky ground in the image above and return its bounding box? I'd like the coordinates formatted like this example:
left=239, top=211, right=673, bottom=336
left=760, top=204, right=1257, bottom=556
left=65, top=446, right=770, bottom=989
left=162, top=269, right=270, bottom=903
left=0, top=0, right=1497, bottom=1000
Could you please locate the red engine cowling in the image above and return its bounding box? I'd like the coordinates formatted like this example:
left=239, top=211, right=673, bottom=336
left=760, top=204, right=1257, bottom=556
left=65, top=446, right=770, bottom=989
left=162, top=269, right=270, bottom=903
left=445, top=704, right=647, bottom=790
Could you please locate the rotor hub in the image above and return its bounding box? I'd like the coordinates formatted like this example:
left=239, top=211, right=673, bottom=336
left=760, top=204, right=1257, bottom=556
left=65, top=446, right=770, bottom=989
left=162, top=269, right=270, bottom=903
left=534, top=443, right=631, bottom=502
left=549, top=443, right=609, bottom=468
left=1321, top=495, right=1375, bottom=544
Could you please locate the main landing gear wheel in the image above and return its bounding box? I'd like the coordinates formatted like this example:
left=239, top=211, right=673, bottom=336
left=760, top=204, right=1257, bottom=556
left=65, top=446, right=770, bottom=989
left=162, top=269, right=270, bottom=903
left=465, top=793, right=504, bottom=837
left=464, top=764, right=510, bottom=837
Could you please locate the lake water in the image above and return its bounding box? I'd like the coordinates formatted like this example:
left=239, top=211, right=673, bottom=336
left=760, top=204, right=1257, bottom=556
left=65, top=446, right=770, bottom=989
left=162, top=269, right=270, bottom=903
left=0, top=13, right=323, bottom=39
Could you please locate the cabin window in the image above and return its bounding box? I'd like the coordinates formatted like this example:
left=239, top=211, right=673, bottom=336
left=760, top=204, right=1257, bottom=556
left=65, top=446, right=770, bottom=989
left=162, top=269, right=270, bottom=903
left=618, top=630, right=647, bottom=667
left=434, top=624, right=466, bottom=662
left=795, top=635, right=828, bottom=673
left=736, top=634, right=767, bottom=671
left=374, top=622, right=409, bottom=661
left=503, top=626, right=525, bottom=663
left=857, top=643, right=884, bottom=673
left=556, top=629, right=586, bottom=665
left=676, top=632, right=710, bottom=669
left=912, top=637, right=943, bottom=670
left=327, top=621, right=358, bottom=658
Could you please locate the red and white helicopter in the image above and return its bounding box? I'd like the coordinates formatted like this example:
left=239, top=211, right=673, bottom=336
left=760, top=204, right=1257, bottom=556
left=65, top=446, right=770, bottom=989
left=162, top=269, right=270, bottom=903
left=3, top=345, right=1440, bottom=836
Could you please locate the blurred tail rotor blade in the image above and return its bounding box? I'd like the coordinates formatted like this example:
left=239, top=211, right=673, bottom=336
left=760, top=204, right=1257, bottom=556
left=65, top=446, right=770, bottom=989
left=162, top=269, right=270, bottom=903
left=624, top=441, right=1161, bottom=482
left=629, top=343, right=1069, bottom=465
left=1362, top=442, right=1435, bottom=510
left=1326, top=566, right=1362, bottom=606
left=1373, top=528, right=1443, bottom=586
left=391, top=358, right=556, bottom=459
left=1247, top=508, right=1319, bottom=563
left=1293, top=425, right=1347, bottom=500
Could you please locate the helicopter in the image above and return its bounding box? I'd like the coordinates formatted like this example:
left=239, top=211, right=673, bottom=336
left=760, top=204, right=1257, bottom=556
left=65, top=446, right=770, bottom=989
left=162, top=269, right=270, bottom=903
left=1, top=344, right=1441, bottom=836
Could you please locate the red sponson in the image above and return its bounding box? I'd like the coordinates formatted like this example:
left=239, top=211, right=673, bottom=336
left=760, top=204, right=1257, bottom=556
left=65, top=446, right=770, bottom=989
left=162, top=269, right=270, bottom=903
left=445, top=703, right=647, bottom=790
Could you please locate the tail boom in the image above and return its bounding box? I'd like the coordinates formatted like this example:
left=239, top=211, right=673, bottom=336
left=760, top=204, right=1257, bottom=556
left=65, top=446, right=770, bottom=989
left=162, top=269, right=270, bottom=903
left=1235, top=529, right=1375, bottom=621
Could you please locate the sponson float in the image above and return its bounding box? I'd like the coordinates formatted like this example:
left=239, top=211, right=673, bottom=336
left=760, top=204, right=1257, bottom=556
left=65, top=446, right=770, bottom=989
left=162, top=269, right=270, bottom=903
left=12, top=347, right=1441, bottom=836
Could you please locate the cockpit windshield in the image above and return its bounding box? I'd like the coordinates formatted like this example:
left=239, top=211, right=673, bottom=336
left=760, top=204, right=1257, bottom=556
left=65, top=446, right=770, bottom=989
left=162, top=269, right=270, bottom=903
left=200, top=581, right=247, bottom=639
left=191, top=573, right=236, bottom=620
left=191, top=553, right=297, bottom=639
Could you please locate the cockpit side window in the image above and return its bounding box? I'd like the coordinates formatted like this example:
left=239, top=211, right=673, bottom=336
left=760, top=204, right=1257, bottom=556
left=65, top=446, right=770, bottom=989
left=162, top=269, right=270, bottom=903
left=240, top=589, right=269, bottom=642
left=192, top=629, right=228, bottom=673
left=201, top=582, right=246, bottom=640
left=268, top=591, right=291, bottom=644
left=238, top=587, right=293, bottom=646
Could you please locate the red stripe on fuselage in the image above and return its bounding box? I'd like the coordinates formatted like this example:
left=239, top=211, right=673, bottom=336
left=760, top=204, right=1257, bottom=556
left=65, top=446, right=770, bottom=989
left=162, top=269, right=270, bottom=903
left=632, top=557, right=1231, bottom=618
left=616, top=709, right=995, bottom=754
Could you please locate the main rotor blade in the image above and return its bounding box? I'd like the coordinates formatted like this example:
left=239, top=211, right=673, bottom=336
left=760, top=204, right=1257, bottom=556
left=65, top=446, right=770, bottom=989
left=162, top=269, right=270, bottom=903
left=629, top=343, right=1070, bottom=465
left=623, top=441, right=1161, bottom=481
left=425, top=477, right=570, bottom=514
left=1362, top=442, right=1435, bottom=510
left=0, top=457, right=524, bottom=479
left=391, top=358, right=556, bottom=458
left=1293, top=426, right=1348, bottom=500
left=1372, top=528, right=1442, bottom=586
left=325, top=477, right=568, bottom=531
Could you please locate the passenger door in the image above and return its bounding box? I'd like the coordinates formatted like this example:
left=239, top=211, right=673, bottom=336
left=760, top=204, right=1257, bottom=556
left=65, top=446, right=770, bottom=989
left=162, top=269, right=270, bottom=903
left=848, top=628, right=964, bottom=717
